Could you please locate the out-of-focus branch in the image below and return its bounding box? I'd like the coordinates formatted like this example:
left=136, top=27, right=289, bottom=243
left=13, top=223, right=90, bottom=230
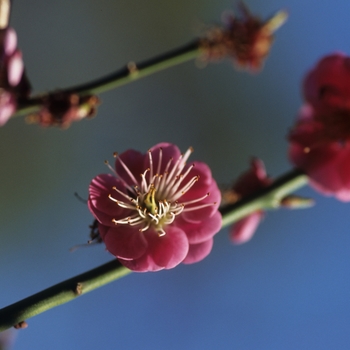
left=14, top=40, right=201, bottom=117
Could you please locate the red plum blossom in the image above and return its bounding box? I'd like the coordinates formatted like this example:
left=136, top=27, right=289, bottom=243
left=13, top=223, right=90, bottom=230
left=289, top=52, right=350, bottom=201
left=303, top=52, right=350, bottom=110
left=229, top=158, right=272, bottom=244
left=88, top=143, right=222, bottom=272
left=289, top=104, right=350, bottom=201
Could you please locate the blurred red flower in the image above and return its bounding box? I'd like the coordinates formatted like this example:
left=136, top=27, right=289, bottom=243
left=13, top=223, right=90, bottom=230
left=229, top=158, right=272, bottom=244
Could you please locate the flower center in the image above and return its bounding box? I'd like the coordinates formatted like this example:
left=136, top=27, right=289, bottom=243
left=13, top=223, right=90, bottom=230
left=143, top=184, right=158, bottom=215
left=106, top=147, right=216, bottom=237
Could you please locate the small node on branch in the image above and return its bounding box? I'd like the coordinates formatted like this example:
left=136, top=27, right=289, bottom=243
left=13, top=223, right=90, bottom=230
left=75, top=283, right=83, bottom=296
left=280, top=195, right=315, bottom=209
left=13, top=321, right=28, bottom=330
left=127, top=61, right=138, bottom=76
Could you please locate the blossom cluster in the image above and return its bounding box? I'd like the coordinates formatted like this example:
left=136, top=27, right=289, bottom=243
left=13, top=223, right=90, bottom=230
left=289, top=53, right=350, bottom=200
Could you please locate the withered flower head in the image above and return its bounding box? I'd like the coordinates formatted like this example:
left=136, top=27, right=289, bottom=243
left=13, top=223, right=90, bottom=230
left=200, top=2, right=287, bottom=71
left=26, top=92, right=99, bottom=128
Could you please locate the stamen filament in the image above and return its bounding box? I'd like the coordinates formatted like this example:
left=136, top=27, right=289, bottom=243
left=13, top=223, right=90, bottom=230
left=158, top=229, right=166, bottom=237
left=148, top=150, right=153, bottom=183
left=140, top=223, right=150, bottom=232
left=115, top=155, right=139, bottom=185
left=104, top=160, right=118, bottom=176
left=147, top=213, right=159, bottom=224
left=166, top=155, right=184, bottom=186
left=182, top=202, right=216, bottom=212
left=156, top=148, right=163, bottom=176
left=111, top=186, right=136, bottom=203
left=172, top=176, right=199, bottom=201
left=167, top=164, right=195, bottom=197
left=181, top=192, right=210, bottom=206
left=140, top=169, right=150, bottom=192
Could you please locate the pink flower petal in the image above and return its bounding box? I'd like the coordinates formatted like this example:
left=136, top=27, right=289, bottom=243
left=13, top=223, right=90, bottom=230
left=7, top=50, right=23, bottom=86
left=288, top=107, right=350, bottom=202
left=146, top=226, right=189, bottom=269
left=303, top=52, right=350, bottom=110
left=177, top=211, right=222, bottom=244
left=225, top=158, right=270, bottom=244
left=118, top=254, right=163, bottom=272
left=4, top=28, right=17, bottom=55
left=293, top=142, right=350, bottom=201
left=182, top=238, right=214, bottom=264
left=99, top=224, right=148, bottom=260
left=233, top=158, right=272, bottom=197
left=230, top=211, right=264, bottom=244
left=88, top=174, right=130, bottom=226
left=118, top=227, right=189, bottom=272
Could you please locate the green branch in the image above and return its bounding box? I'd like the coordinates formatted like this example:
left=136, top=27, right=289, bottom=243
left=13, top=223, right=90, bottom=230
left=0, top=260, right=131, bottom=331
left=14, top=40, right=201, bottom=117
left=0, top=168, right=308, bottom=332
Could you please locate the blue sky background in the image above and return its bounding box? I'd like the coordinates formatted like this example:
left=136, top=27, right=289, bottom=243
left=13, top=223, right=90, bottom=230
left=1, top=0, right=350, bottom=349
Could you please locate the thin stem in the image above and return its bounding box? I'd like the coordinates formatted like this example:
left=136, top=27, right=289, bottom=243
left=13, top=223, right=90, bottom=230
left=0, top=168, right=309, bottom=332
left=0, top=260, right=131, bottom=332
left=14, top=40, right=201, bottom=117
